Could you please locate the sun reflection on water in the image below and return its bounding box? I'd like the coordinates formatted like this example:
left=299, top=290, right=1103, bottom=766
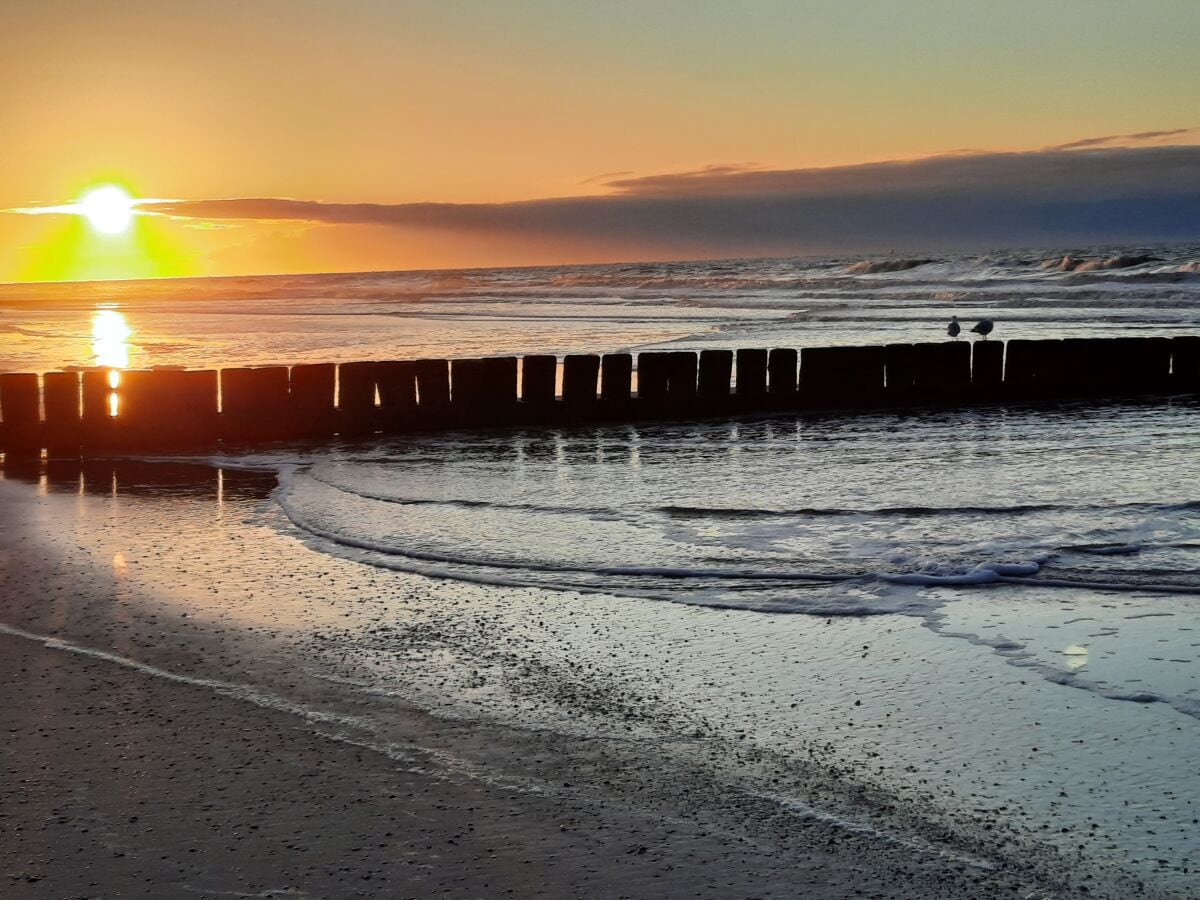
left=92, top=308, right=131, bottom=416
left=92, top=309, right=131, bottom=370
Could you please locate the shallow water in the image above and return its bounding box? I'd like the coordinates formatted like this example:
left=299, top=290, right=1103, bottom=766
left=2, top=244, right=1199, bottom=372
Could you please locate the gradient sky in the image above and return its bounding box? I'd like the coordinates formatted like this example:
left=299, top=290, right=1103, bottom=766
left=1, top=0, right=1198, bottom=281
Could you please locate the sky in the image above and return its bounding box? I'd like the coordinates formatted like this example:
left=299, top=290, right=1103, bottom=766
left=1, top=0, right=1198, bottom=282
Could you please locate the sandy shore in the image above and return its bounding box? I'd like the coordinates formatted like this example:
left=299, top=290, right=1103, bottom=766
left=0, top=467, right=1132, bottom=898
left=3, top=632, right=957, bottom=900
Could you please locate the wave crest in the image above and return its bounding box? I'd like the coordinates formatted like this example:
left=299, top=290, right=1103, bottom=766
left=846, top=258, right=935, bottom=275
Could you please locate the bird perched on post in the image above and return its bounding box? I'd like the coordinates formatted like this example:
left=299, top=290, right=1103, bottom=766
left=971, top=319, right=994, bottom=339
left=947, top=316, right=961, bottom=339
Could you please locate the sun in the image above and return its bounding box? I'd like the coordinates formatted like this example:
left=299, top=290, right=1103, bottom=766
left=77, top=185, right=135, bottom=234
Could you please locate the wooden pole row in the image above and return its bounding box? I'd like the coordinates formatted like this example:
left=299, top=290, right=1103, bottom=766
left=1, top=337, right=1197, bottom=457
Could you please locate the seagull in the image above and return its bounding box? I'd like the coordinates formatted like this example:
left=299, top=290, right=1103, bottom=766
left=971, top=319, right=995, bottom=339
left=947, top=316, right=961, bottom=339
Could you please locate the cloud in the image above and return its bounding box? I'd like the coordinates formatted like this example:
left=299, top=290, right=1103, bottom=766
left=578, top=169, right=634, bottom=186
left=8, top=143, right=1200, bottom=259
left=1045, top=127, right=1196, bottom=152
left=598, top=144, right=1200, bottom=197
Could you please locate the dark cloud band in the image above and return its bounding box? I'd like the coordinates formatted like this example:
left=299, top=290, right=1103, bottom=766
left=14, top=144, right=1199, bottom=255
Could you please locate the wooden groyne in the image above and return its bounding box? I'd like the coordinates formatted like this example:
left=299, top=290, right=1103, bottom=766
left=1, top=336, right=1197, bottom=457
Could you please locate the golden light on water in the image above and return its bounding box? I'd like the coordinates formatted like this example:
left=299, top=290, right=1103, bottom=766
left=92, top=308, right=130, bottom=417
left=92, top=309, right=131, bottom=369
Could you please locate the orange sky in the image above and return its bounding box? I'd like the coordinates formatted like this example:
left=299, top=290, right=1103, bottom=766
left=2, top=1, right=1198, bottom=281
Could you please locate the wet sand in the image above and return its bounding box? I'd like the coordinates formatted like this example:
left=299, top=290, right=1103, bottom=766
left=0, top=625, right=1044, bottom=900
left=0, top=468, right=1147, bottom=899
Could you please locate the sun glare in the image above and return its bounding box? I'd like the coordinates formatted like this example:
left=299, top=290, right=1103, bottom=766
left=78, top=186, right=135, bottom=235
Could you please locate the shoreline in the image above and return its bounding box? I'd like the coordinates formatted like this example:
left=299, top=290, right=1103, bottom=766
left=0, top=466, right=1181, bottom=898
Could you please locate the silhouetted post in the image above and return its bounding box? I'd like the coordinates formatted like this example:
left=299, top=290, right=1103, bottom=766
left=636, top=352, right=670, bottom=401
left=42, top=371, right=82, bottom=459
left=483, top=356, right=518, bottom=408
left=110, top=369, right=148, bottom=448
left=289, top=363, right=337, bottom=438
left=884, top=344, right=916, bottom=400
left=180, top=370, right=221, bottom=446
left=697, top=349, right=733, bottom=400
left=80, top=370, right=113, bottom=452
left=600, top=353, right=633, bottom=404
left=0, top=373, right=40, bottom=456
left=338, top=361, right=382, bottom=434
left=912, top=342, right=970, bottom=400
left=449, top=358, right=486, bottom=426
left=375, top=360, right=417, bottom=432
left=668, top=351, right=698, bottom=400
left=562, top=354, right=600, bottom=416
left=414, top=359, right=451, bottom=424
left=221, top=366, right=290, bottom=442
left=768, top=348, right=798, bottom=397
left=1172, top=336, right=1200, bottom=392
left=734, top=349, right=768, bottom=408
left=521, top=355, right=557, bottom=406
left=971, top=340, right=1004, bottom=394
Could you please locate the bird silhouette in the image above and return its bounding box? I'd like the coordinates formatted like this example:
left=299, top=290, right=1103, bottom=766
left=971, top=319, right=994, bottom=339
left=947, top=316, right=961, bottom=339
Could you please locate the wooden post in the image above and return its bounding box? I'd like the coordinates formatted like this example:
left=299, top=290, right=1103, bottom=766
left=971, top=340, right=1004, bottom=393
left=884, top=344, right=915, bottom=399
left=600, top=353, right=633, bottom=404
left=562, top=354, right=600, bottom=411
left=636, top=352, right=670, bottom=401
left=667, top=351, right=698, bottom=399
left=289, top=363, right=337, bottom=438
left=42, top=371, right=82, bottom=459
left=0, top=373, right=40, bottom=456
left=734, top=349, right=768, bottom=403
left=220, top=367, right=289, bottom=443
left=414, top=359, right=451, bottom=422
left=768, top=348, right=798, bottom=396
left=375, top=361, right=417, bottom=432
left=1172, top=336, right=1200, bottom=392
left=521, top=355, right=557, bottom=405
left=697, top=349, right=733, bottom=398
left=483, top=356, right=518, bottom=407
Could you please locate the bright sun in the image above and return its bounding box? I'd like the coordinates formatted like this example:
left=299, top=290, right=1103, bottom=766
left=78, top=186, right=135, bottom=234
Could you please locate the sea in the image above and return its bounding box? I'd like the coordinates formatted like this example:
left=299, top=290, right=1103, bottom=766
left=2, top=244, right=1200, bottom=896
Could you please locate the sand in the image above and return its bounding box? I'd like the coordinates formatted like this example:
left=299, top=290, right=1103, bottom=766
left=1, top=626, right=1051, bottom=900
left=0, top=468, right=1125, bottom=899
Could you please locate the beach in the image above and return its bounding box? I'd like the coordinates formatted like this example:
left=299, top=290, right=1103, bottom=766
left=2, top=250, right=1199, bottom=897
left=1, top=420, right=1196, bottom=898
left=0, top=469, right=1071, bottom=900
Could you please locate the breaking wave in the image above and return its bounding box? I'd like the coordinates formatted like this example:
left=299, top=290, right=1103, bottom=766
left=845, top=258, right=936, bottom=274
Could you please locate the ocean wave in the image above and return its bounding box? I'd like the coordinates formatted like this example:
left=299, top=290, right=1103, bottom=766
left=1040, top=253, right=1161, bottom=272
left=845, top=258, right=936, bottom=275
left=306, top=472, right=1200, bottom=521
left=280, top=477, right=1200, bottom=608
